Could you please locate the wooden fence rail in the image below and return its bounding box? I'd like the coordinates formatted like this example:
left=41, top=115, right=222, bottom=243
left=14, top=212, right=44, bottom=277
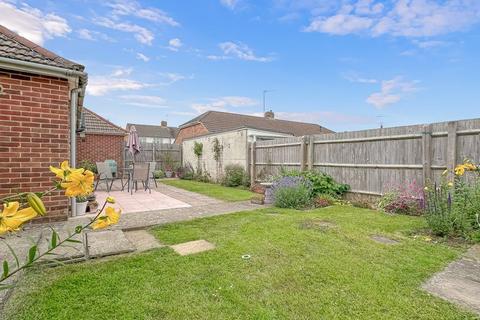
left=250, top=118, right=480, bottom=196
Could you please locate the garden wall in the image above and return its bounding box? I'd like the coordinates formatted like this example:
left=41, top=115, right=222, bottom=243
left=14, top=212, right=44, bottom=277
left=182, top=129, right=249, bottom=181
left=250, top=118, right=480, bottom=196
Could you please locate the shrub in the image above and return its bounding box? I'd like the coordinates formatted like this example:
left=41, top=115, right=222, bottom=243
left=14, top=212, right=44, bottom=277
left=377, top=181, right=425, bottom=215
left=179, top=163, right=195, bottom=180
left=78, top=160, right=97, bottom=174
left=193, top=169, right=211, bottom=183
left=153, top=169, right=165, bottom=179
left=314, top=194, right=336, bottom=208
left=272, top=176, right=313, bottom=209
left=222, top=164, right=250, bottom=187
left=425, top=161, right=480, bottom=240
left=278, top=168, right=349, bottom=197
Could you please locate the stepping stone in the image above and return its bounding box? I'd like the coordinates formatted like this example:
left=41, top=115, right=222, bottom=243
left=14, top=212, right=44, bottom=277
left=370, top=235, right=399, bottom=245
left=170, top=240, right=215, bottom=256
left=85, top=230, right=136, bottom=258
left=423, top=245, right=480, bottom=315
left=300, top=219, right=335, bottom=230
left=124, top=230, right=164, bottom=252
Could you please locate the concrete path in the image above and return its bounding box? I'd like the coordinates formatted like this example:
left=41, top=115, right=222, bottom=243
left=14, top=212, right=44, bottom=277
left=423, top=245, right=480, bottom=315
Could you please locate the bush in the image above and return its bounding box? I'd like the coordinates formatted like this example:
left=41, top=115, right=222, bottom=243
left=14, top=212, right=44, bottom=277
left=193, top=169, right=211, bottom=183
left=153, top=170, right=165, bottom=179
left=222, top=164, right=250, bottom=187
left=377, top=181, right=424, bottom=215
left=78, top=160, right=97, bottom=174
left=179, top=163, right=195, bottom=180
left=424, top=161, right=480, bottom=240
left=425, top=161, right=480, bottom=240
left=278, top=168, right=349, bottom=197
left=272, top=176, right=313, bottom=209
left=314, top=194, right=336, bottom=208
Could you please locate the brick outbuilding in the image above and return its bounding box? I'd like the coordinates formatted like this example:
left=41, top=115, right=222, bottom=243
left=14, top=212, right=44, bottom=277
left=77, top=108, right=127, bottom=170
left=0, top=25, right=87, bottom=222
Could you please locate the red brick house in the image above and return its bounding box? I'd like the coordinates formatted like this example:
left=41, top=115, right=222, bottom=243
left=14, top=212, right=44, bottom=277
left=77, top=108, right=127, bottom=169
left=0, top=25, right=87, bottom=222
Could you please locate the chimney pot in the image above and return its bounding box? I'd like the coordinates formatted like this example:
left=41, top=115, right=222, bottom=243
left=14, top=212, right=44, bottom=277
left=264, top=110, right=274, bottom=119
left=161, top=120, right=167, bottom=127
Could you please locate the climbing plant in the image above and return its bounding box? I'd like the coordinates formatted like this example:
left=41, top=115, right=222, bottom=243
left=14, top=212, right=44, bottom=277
left=212, top=138, right=223, bottom=161
left=193, top=142, right=203, bottom=158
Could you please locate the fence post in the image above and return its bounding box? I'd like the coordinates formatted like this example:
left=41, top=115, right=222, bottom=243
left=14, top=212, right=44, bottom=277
left=447, top=121, right=458, bottom=181
left=250, top=141, right=256, bottom=186
left=152, top=143, right=156, bottom=161
left=307, top=135, right=314, bottom=170
left=422, top=124, right=432, bottom=185
left=300, top=136, right=307, bottom=171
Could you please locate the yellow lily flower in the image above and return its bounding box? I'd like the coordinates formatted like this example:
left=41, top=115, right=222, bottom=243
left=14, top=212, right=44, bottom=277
left=0, top=202, right=37, bottom=234
left=49, top=160, right=74, bottom=180
left=464, top=163, right=477, bottom=171
left=106, top=196, right=116, bottom=204
left=447, top=182, right=454, bottom=187
left=91, top=207, right=121, bottom=230
left=454, top=165, right=465, bottom=176
left=61, top=169, right=95, bottom=197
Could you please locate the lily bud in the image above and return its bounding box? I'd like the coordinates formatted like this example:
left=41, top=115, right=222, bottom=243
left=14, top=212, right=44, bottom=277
left=26, top=193, right=47, bottom=216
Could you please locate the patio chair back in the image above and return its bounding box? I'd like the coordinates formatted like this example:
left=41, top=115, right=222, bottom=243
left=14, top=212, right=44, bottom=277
left=148, top=161, right=156, bottom=177
left=96, top=162, right=113, bottom=179
left=132, top=163, right=149, bottom=181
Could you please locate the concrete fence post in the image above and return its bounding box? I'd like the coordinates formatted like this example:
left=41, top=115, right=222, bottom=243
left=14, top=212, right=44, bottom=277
left=250, top=141, right=256, bottom=186
left=422, top=124, right=432, bottom=185
left=300, top=136, right=307, bottom=171
left=447, top=121, right=458, bottom=182
left=307, top=135, right=314, bottom=171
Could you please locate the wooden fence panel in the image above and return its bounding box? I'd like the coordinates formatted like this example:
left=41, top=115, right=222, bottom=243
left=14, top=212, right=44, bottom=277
left=251, top=118, right=480, bottom=196
left=124, top=143, right=182, bottom=171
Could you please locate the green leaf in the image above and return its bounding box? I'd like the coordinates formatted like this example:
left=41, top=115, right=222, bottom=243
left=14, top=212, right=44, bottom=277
left=27, top=245, right=37, bottom=264
left=51, top=229, right=58, bottom=249
left=65, top=239, right=82, bottom=244
left=2, top=260, right=9, bottom=279
left=3, top=242, right=20, bottom=268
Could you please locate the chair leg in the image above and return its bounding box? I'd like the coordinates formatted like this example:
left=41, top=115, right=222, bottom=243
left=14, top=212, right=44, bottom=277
left=153, top=177, right=158, bottom=188
left=94, top=179, right=100, bottom=191
left=109, top=179, right=114, bottom=191
left=105, top=180, right=110, bottom=192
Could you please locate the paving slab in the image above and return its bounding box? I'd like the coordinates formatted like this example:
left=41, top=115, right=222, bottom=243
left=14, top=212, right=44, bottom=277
left=124, top=230, right=164, bottom=252
left=170, top=240, right=215, bottom=256
left=423, top=245, right=480, bottom=315
left=370, top=235, right=399, bottom=245
left=85, top=230, right=136, bottom=258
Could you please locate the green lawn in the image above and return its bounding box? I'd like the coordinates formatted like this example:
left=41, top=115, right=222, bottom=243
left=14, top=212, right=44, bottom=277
left=4, top=206, right=475, bottom=320
left=161, top=179, right=254, bottom=201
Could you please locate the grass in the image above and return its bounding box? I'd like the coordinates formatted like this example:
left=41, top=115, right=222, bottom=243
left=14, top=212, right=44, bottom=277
left=4, top=206, right=476, bottom=320
left=161, top=179, right=254, bottom=201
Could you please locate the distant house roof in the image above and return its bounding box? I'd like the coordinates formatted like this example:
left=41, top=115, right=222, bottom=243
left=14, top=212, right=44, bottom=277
left=179, top=111, right=333, bottom=136
left=81, top=108, right=126, bottom=136
left=0, top=24, right=84, bottom=71
left=126, top=123, right=178, bottom=139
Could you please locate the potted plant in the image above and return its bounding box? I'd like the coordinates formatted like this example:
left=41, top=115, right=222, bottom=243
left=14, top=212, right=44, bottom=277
left=163, top=153, right=175, bottom=178
left=76, top=195, right=88, bottom=216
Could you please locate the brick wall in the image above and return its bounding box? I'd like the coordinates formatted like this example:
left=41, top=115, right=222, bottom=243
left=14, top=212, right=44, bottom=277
left=175, top=123, right=209, bottom=144
left=0, top=69, right=71, bottom=223
left=77, top=134, right=125, bottom=170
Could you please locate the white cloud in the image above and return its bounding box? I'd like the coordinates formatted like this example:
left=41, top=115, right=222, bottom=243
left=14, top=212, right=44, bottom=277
left=305, top=14, right=373, bottom=34
left=343, top=72, right=377, bottom=84
left=191, top=96, right=258, bottom=114
left=159, top=73, right=193, bottom=85
left=94, top=17, right=154, bottom=45
left=366, top=76, right=419, bottom=108
left=87, top=69, right=149, bottom=96
left=220, top=0, right=239, bottom=10
left=136, top=52, right=150, bottom=62
left=119, top=95, right=168, bottom=108
left=412, top=39, right=449, bottom=49
left=167, top=38, right=183, bottom=51
left=0, top=1, right=71, bottom=45
left=107, top=0, right=179, bottom=26
left=305, top=0, right=480, bottom=38
left=209, top=42, right=273, bottom=62
left=77, top=28, right=114, bottom=42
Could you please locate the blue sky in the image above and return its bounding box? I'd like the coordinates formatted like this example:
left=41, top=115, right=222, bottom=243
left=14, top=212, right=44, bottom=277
left=1, top=0, right=480, bottom=131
